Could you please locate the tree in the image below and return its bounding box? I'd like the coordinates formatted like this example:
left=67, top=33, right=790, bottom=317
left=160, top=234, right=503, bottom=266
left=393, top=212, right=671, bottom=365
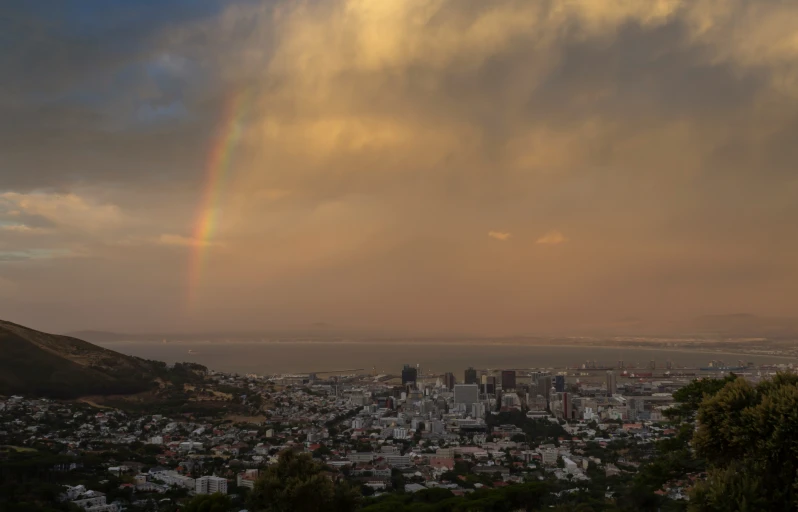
left=689, top=460, right=768, bottom=512
left=248, top=449, right=360, bottom=512
left=689, top=373, right=798, bottom=511
left=183, top=493, right=232, bottom=512
left=667, top=374, right=738, bottom=419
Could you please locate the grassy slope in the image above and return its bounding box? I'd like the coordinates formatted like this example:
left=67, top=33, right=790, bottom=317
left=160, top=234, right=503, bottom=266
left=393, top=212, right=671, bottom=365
left=0, top=320, right=160, bottom=399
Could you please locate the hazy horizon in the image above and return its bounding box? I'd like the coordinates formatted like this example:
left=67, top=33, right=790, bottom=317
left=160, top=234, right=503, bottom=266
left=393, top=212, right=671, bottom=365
left=3, top=1, right=798, bottom=335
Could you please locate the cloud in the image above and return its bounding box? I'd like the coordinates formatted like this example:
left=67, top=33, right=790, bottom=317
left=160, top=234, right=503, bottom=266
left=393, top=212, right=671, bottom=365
left=0, top=249, right=72, bottom=262
left=488, top=231, right=512, bottom=241
left=157, top=234, right=212, bottom=248
left=0, top=224, right=51, bottom=235
left=2, top=0, right=798, bottom=334
left=0, top=192, right=122, bottom=232
left=536, top=230, right=567, bottom=245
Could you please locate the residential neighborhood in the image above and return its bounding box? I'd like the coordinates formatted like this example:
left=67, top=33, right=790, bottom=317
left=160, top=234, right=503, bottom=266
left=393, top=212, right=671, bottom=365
left=6, top=360, right=780, bottom=511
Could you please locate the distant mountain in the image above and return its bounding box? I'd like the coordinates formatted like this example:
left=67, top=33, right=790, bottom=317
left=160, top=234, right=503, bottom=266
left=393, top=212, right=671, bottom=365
left=0, top=320, right=171, bottom=399
left=689, top=313, right=798, bottom=337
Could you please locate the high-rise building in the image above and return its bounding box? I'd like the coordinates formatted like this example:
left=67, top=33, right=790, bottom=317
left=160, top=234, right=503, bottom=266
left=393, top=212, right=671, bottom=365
left=443, top=372, right=456, bottom=390
left=627, top=397, right=642, bottom=421
left=402, top=364, right=418, bottom=385
left=535, top=373, right=552, bottom=401
left=649, top=360, right=656, bottom=370
left=464, top=367, right=478, bottom=385
left=618, top=360, right=624, bottom=369
left=550, top=392, right=572, bottom=420
left=483, top=376, right=496, bottom=394
left=453, top=384, right=479, bottom=405
left=501, top=370, right=516, bottom=391
left=196, top=476, right=228, bottom=495
left=554, top=375, right=565, bottom=393
left=665, top=361, right=673, bottom=370
left=606, top=371, right=617, bottom=397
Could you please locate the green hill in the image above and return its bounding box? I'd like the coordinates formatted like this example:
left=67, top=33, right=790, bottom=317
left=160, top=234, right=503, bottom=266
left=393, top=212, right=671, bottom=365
left=0, top=319, right=171, bottom=399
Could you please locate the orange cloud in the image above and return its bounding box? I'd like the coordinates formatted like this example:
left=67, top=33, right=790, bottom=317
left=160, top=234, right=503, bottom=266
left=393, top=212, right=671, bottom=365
left=157, top=234, right=213, bottom=248
left=536, top=230, right=567, bottom=245
left=0, top=224, right=51, bottom=235
left=488, top=231, right=512, bottom=241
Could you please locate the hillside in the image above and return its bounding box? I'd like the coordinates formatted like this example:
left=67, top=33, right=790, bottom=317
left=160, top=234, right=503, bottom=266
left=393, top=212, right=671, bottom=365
left=0, top=319, right=172, bottom=399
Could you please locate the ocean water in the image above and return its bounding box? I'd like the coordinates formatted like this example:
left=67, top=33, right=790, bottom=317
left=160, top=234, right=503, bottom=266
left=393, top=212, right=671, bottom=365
left=95, top=340, right=788, bottom=377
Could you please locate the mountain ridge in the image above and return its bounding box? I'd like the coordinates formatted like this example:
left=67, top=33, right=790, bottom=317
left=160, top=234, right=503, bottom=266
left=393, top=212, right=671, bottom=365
left=0, top=319, right=171, bottom=399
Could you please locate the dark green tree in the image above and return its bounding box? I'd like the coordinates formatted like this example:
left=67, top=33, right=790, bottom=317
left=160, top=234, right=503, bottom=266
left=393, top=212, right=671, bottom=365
left=183, top=493, right=233, bottom=512
left=248, top=449, right=360, bottom=512
left=689, top=373, right=798, bottom=511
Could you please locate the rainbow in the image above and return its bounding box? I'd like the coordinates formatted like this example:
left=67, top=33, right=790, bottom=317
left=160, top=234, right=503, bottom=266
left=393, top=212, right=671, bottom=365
left=187, top=90, right=250, bottom=304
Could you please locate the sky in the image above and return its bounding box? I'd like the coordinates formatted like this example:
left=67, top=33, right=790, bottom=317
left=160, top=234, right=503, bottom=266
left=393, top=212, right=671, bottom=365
left=1, top=0, right=797, bottom=335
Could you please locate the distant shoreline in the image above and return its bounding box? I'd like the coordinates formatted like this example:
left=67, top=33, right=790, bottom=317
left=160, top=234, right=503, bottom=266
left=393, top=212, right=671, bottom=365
left=97, top=339, right=798, bottom=362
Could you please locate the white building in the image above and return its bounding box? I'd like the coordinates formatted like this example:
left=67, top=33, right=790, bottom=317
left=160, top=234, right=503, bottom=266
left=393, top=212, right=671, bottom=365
left=348, top=452, right=375, bottom=463
left=71, top=491, right=118, bottom=512
left=540, top=448, right=558, bottom=466
left=196, top=476, right=228, bottom=495
left=237, top=470, right=259, bottom=490
left=384, top=454, right=412, bottom=468
left=179, top=441, right=203, bottom=452
left=562, top=457, right=578, bottom=474
left=149, top=469, right=195, bottom=490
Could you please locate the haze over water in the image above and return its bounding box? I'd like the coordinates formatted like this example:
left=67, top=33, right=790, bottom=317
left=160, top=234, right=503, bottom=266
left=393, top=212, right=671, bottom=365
left=96, top=341, right=787, bottom=377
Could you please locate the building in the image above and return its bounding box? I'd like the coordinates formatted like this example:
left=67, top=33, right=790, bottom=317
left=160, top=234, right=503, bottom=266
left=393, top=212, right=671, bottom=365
left=402, top=365, right=418, bottom=385
left=149, top=469, right=195, bottom=490
left=384, top=454, right=412, bottom=467
left=436, top=447, right=455, bottom=458
left=482, top=376, right=496, bottom=394
left=196, top=476, right=228, bottom=495
left=554, top=375, right=566, bottom=393
left=649, top=360, right=656, bottom=370
left=443, top=372, right=456, bottom=390
left=70, top=491, right=118, bottom=512
left=502, top=393, right=519, bottom=408
left=178, top=441, right=203, bottom=452
left=540, top=448, right=558, bottom=466
left=429, top=456, right=454, bottom=470
left=237, top=470, right=259, bottom=490
left=393, top=428, right=409, bottom=439
left=627, top=397, right=643, bottom=421
left=501, top=370, right=516, bottom=391
left=550, top=392, right=572, bottom=420
left=606, top=371, right=617, bottom=397
left=535, top=373, right=553, bottom=403
left=562, top=457, right=578, bottom=474
left=348, top=452, right=376, bottom=463
left=454, top=384, right=479, bottom=405
left=562, top=392, right=571, bottom=419
left=464, top=367, right=478, bottom=385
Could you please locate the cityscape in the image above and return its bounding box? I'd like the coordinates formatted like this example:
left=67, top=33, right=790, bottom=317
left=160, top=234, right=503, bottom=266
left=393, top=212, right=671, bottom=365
left=3, top=333, right=796, bottom=511
left=4, top=0, right=798, bottom=510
